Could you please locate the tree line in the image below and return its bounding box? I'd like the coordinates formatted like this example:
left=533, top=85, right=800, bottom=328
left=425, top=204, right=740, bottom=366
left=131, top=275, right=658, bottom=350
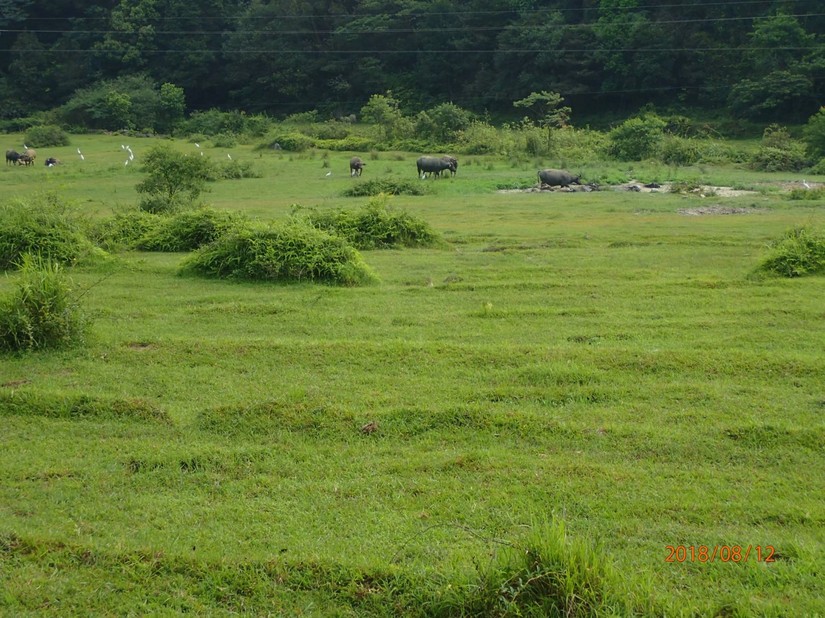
left=1, top=0, right=823, bottom=123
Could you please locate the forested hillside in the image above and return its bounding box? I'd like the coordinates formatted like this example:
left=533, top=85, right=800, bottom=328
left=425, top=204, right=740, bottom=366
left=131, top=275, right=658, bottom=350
left=1, top=0, right=823, bottom=122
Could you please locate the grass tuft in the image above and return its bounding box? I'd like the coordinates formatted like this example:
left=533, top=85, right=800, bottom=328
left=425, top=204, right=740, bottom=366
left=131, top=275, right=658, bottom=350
left=0, top=391, right=171, bottom=423
left=342, top=179, right=432, bottom=197
left=757, top=226, right=825, bottom=277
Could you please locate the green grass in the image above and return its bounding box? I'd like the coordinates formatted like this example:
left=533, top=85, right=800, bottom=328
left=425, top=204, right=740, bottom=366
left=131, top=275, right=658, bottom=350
left=1, top=132, right=824, bottom=615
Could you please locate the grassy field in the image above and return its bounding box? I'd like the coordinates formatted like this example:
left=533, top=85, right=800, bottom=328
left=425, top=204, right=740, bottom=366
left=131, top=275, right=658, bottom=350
left=1, top=133, right=824, bottom=616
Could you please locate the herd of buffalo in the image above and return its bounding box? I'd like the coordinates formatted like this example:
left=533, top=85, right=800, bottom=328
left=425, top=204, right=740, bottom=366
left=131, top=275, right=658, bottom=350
left=5, top=146, right=580, bottom=189
left=351, top=154, right=582, bottom=188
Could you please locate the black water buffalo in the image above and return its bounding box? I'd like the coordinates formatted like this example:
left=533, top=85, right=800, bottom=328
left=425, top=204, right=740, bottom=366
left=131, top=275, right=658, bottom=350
left=417, top=156, right=456, bottom=178
left=5, top=150, right=20, bottom=165
left=45, top=157, right=61, bottom=167
left=441, top=155, right=458, bottom=177
left=349, top=156, right=366, bottom=176
left=538, top=169, right=580, bottom=187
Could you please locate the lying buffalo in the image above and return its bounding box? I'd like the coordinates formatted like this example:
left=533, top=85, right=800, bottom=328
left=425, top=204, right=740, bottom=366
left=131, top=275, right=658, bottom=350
left=349, top=156, right=366, bottom=176
left=538, top=169, right=580, bottom=187
left=417, top=156, right=456, bottom=178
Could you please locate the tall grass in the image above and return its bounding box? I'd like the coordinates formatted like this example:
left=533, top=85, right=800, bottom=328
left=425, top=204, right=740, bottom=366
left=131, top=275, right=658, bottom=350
left=0, top=254, right=87, bottom=351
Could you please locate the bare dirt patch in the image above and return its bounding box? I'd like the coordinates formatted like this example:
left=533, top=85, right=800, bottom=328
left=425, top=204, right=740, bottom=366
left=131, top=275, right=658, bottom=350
left=677, top=205, right=764, bottom=216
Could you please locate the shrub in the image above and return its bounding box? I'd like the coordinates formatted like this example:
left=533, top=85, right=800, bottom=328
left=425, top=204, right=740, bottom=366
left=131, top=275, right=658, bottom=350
left=0, top=193, right=99, bottom=270
left=415, top=103, right=474, bottom=143
left=181, top=222, right=378, bottom=285
left=136, top=208, right=247, bottom=252
left=266, top=132, right=314, bottom=152
left=211, top=132, right=237, bottom=148
left=296, top=197, right=441, bottom=249
left=758, top=226, right=825, bottom=277
left=213, top=159, right=261, bottom=180
left=749, top=124, right=809, bottom=172
left=341, top=179, right=430, bottom=197
left=24, top=125, right=70, bottom=147
left=0, top=254, right=87, bottom=352
left=788, top=186, right=825, bottom=200
left=180, top=109, right=269, bottom=137
left=307, top=121, right=350, bottom=140
left=314, top=136, right=375, bottom=151
left=802, top=107, right=825, bottom=160
left=607, top=114, right=666, bottom=160
left=91, top=210, right=163, bottom=251
left=660, top=135, right=701, bottom=166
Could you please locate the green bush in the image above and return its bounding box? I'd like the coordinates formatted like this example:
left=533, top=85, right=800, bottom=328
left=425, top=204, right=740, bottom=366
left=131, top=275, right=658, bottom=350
left=608, top=114, right=666, bottom=160
left=137, top=208, right=247, bottom=252
left=749, top=125, right=809, bottom=172
left=181, top=222, right=378, bottom=285
left=24, top=125, right=70, bottom=148
left=211, top=132, right=237, bottom=148
left=788, top=187, right=825, bottom=200
left=296, top=197, right=441, bottom=249
left=0, top=254, right=87, bottom=352
left=758, top=226, right=825, bottom=277
left=313, top=136, right=375, bottom=151
left=266, top=132, right=314, bottom=152
left=213, top=159, right=261, bottom=180
left=180, top=109, right=269, bottom=137
left=660, top=135, right=702, bottom=166
left=307, top=121, right=350, bottom=140
left=0, top=193, right=100, bottom=270
left=91, top=210, right=163, bottom=251
left=802, top=107, right=825, bottom=160
left=341, top=179, right=430, bottom=197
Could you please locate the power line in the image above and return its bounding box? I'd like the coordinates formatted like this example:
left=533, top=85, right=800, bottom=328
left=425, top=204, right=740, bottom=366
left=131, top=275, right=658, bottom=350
left=11, top=0, right=821, bottom=22
left=4, top=12, right=824, bottom=36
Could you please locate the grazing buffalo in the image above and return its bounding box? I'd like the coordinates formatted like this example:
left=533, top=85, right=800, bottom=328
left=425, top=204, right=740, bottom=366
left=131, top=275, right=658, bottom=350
left=538, top=169, right=580, bottom=187
left=441, top=155, right=458, bottom=177
left=349, top=156, right=366, bottom=177
left=23, top=148, right=36, bottom=164
left=417, top=156, right=456, bottom=179
left=5, top=150, right=20, bottom=165
left=18, top=154, right=34, bottom=166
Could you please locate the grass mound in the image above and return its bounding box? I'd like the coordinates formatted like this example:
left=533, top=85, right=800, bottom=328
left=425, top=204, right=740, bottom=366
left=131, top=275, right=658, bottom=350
left=0, top=193, right=101, bottom=270
left=196, top=397, right=355, bottom=437
left=296, top=198, right=442, bottom=249
left=0, top=391, right=170, bottom=424
left=180, top=222, right=378, bottom=285
left=0, top=255, right=87, bottom=352
left=342, top=179, right=430, bottom=197
left=757, top=226, right=825, bottom=277
left=136, top=208, right=247, bottom=252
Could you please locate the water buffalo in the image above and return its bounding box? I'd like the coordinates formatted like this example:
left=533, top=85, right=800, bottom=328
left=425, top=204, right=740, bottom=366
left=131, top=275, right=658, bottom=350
left=538, top=169, right=580, bottom=187
left=417, top=156, right=455, bottom=179
left=22, top=148, right=36, bottom=165
left=349, top=156, right=366, bottom=177
left=441, top=155, right=458, bottom=177
left=45, top=157, right=61, bottom=167
left=5, top=150, right=20, bottom=165
left=18, top=154, right=34, bottom=166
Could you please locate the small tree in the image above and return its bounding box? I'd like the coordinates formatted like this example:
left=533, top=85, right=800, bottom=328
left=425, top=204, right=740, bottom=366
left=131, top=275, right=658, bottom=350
left=360, top=92, right=411, bottom=142
left=136, top=146, right=214, bottom=213
left=514, top=91, right=572, bottom=149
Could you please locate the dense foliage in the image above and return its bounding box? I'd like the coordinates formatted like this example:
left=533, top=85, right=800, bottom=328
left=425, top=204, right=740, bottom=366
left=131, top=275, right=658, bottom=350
left=1, top=1, right=822, bottom=123
left=180, top=223, right=378, bottom=286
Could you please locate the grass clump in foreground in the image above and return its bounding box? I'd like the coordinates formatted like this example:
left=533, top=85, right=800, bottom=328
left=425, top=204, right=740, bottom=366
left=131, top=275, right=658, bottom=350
left=0, top=193, right=101, bottom=270
left=0, top=391, right=170, bottom=424
left=757, top=226, right=825, bottom=277
left=295, top=196, right=442, bottom=249
left=0, top=254, right=87, bottom=352
left=180, top=221, right=378, bottom=285
left=342, top=178, right=431, bottom=197
left=436, top=519, right=651, bottom=617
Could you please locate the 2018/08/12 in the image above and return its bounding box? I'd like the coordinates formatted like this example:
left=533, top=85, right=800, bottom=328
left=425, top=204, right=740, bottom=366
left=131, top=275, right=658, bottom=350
left=665, top=545, right=776, bottom=563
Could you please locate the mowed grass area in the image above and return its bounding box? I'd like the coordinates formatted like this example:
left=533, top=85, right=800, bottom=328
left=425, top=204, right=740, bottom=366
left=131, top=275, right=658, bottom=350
left=1, top=134, right=824, bottom=615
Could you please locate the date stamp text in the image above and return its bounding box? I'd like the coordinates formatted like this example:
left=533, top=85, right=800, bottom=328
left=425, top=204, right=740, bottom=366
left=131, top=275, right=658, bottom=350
left=665, top=545, right=776, bottom=563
